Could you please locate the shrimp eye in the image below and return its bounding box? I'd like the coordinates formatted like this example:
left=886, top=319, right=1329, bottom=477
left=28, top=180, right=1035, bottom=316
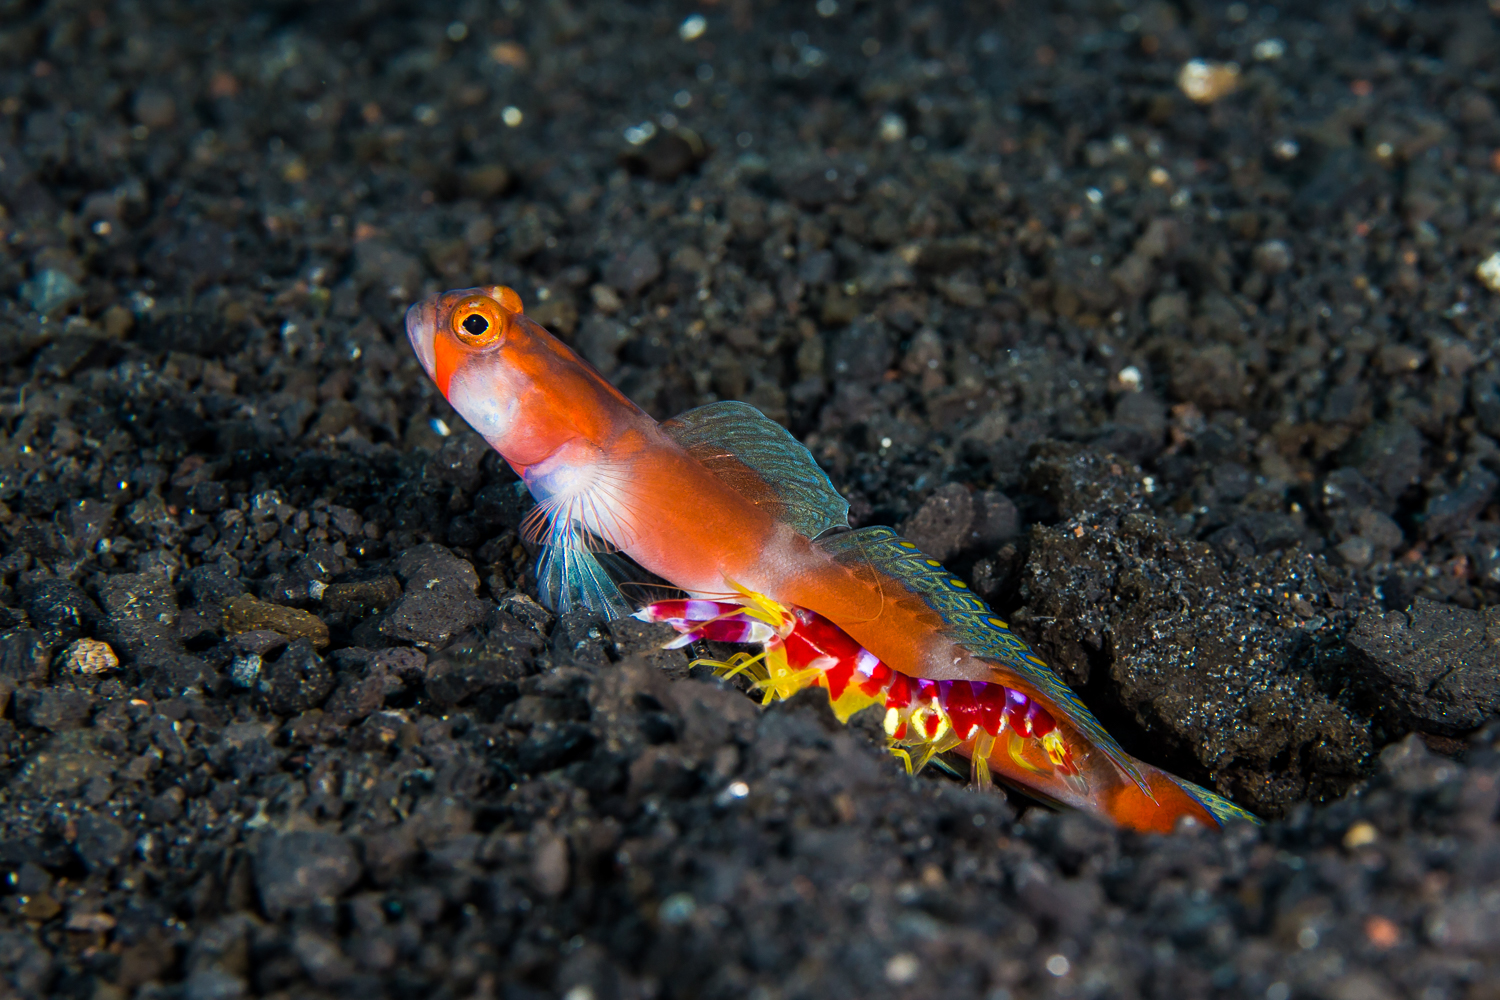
left=449, top=296, right=505, bottom=346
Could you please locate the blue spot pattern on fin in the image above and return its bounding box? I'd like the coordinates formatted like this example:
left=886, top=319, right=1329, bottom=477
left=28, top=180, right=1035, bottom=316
left=662, top=401, right=850, bottom=540
left=1168, top=775, right=1263, bottom=828
left=816, top=526, right=1149, bottom=795
left=535, top=519, right=632, bottom=621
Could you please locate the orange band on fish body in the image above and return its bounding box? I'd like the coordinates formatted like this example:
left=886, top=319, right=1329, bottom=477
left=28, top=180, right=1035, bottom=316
left=432, top=333, right=464, bottom=398
left=1105, top=768, right=1217, bottom=833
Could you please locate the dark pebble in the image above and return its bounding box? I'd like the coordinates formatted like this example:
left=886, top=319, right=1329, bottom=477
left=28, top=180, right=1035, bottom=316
left=621, top=130, right=707, bottom=182
left=900, top=483, right=1019, bottom=563
left=1348, top=598, right=1500, bottom=735
left=549, top=611, right=613, bottom=668
left=424, top=610, right=542, bottom=707
left=1420, top=465, right=1499, bottom=541
left=1344, top=418, right=1426, bottom=501
left=205, top=721, right=281, bottom=780
left=18, top=578, right=100, bottom=649
left=1474, top=373, right=1500, bottom=438
left=0, top=629, right=53, bottom=684
left=186, top=481, right=227, bottom=515
left=73, top=812, right=130, bottom=871
left=229, top=630, right=288, bottom=656
left=601, top=243, right=662, bottom=297
left=182, top=564, right=246, bottom=610
left=256, top=638, right=334, bottom=716
left=253, top=830, right=362, bottom=917
left=15, top=685, right=94, bottom=731
left=376, top=544, right=490, bottom=647
left=93, top=570, right=180, bottom=659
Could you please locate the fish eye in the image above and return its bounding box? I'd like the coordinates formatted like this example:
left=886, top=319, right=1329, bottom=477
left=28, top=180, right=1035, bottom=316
left=449, top=296, right=505, bottom=345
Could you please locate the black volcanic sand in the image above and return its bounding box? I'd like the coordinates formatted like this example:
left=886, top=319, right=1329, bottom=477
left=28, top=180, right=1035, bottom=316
left=1, top=0, right=1499, bottom=997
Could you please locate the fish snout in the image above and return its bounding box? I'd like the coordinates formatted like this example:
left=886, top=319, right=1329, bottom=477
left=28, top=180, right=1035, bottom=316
left=404, top=296, right=439, bottom=383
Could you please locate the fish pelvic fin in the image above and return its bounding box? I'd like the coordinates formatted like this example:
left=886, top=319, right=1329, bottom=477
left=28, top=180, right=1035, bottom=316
left=522, top=451, right=651, bottom=620
left=534, top=518, right=632, bottom=620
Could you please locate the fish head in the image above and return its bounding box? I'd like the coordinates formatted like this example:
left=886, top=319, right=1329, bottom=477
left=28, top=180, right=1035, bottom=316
left=404, top=284, right=633, bottom=468
left=405, top=284, right=525, bottom=397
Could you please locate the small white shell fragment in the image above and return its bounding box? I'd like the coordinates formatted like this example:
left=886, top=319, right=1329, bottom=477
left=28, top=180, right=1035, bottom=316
left=679, top=14, right=706, bottom=41
left=878, top=112, right=907, bottom=143
left=65, top=639, right=119, bottom=675
left=1476, top=251, right=1500, bottom=292
left=1177, top=59, right=1240, bottom=104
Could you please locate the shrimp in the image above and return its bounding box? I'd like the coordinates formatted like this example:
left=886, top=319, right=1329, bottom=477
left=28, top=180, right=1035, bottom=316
left=636, top=593, right=1086, bottom=796
left=405, top=285, right=1260, bottom=833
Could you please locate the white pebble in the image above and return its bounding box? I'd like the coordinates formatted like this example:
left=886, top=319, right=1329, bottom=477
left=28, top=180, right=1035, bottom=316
left=679, top=14, right=706, bottom=41
left=1177, top=59, right=1240, bottom=103
left=1476, top=251, right=1500, bottom=293
left=65, top=639, right=119, bottom=675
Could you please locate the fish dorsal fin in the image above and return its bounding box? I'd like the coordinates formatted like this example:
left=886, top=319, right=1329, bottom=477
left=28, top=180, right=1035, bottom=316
left=815, top=525, right=1148, bottom=795
left=662, top=400, right=850, bottom=540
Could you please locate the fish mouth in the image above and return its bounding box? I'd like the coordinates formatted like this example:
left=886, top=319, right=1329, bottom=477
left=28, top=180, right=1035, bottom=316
left=404, top=295, right=438, bottom=381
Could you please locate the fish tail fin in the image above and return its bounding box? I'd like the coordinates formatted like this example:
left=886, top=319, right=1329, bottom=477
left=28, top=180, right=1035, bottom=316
left=1163, top=774, right=1263, bottom=829
left=1103, top=761, right=1262, bottom=833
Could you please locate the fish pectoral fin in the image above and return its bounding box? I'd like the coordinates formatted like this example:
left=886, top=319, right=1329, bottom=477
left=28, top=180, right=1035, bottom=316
left=535, top=522, right=632, bottom=620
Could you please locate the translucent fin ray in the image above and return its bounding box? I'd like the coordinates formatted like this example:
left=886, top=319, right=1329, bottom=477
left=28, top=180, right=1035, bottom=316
left=535, top=520, right=632, bottom=620
left=662, top=400, right=850, bottom=539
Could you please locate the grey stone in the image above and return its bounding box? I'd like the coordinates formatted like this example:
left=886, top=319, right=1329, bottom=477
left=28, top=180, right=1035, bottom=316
left=0, top=629, right=52, bottom=683
left=424, top=610, right=543, bottom=706
left=1344, top=419, right=1425, bottom=500
left=256, top=638, right=334, bottom=715
left=19, top=579, right=100, bottom=648
left=1348, top=598, right=1500, bottom=735
left=15, top=686, right=94, bottom=731
left=379, top=590, right=489, bottom=648
left=1251, top=239, right=1293, bottom=274
left=380, top=545, right=490, bottom=647
left=182, top=564, right=246, bottom=609
left=828, top=318, right=893, bottom=382
left=19, top=268, right=83, bottom=316
left=1472, top=373, right=1500, bottom=438
left=900, top=483, right=1020, bottom=564
left=93, top=570, right=180, bottom=659
left=183, top=969, right=248, bottom=1000
left=254, top=830, right=362, bottom=916
left=206, top=722, right=281, bottom=780
left=1421, top=465, right=1498, bottom=540
left=74, top=812, right=130, bottom=870
left=1336, top=536, right=1374, bottom=567
left=602, top=243, right=662, bottom=296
